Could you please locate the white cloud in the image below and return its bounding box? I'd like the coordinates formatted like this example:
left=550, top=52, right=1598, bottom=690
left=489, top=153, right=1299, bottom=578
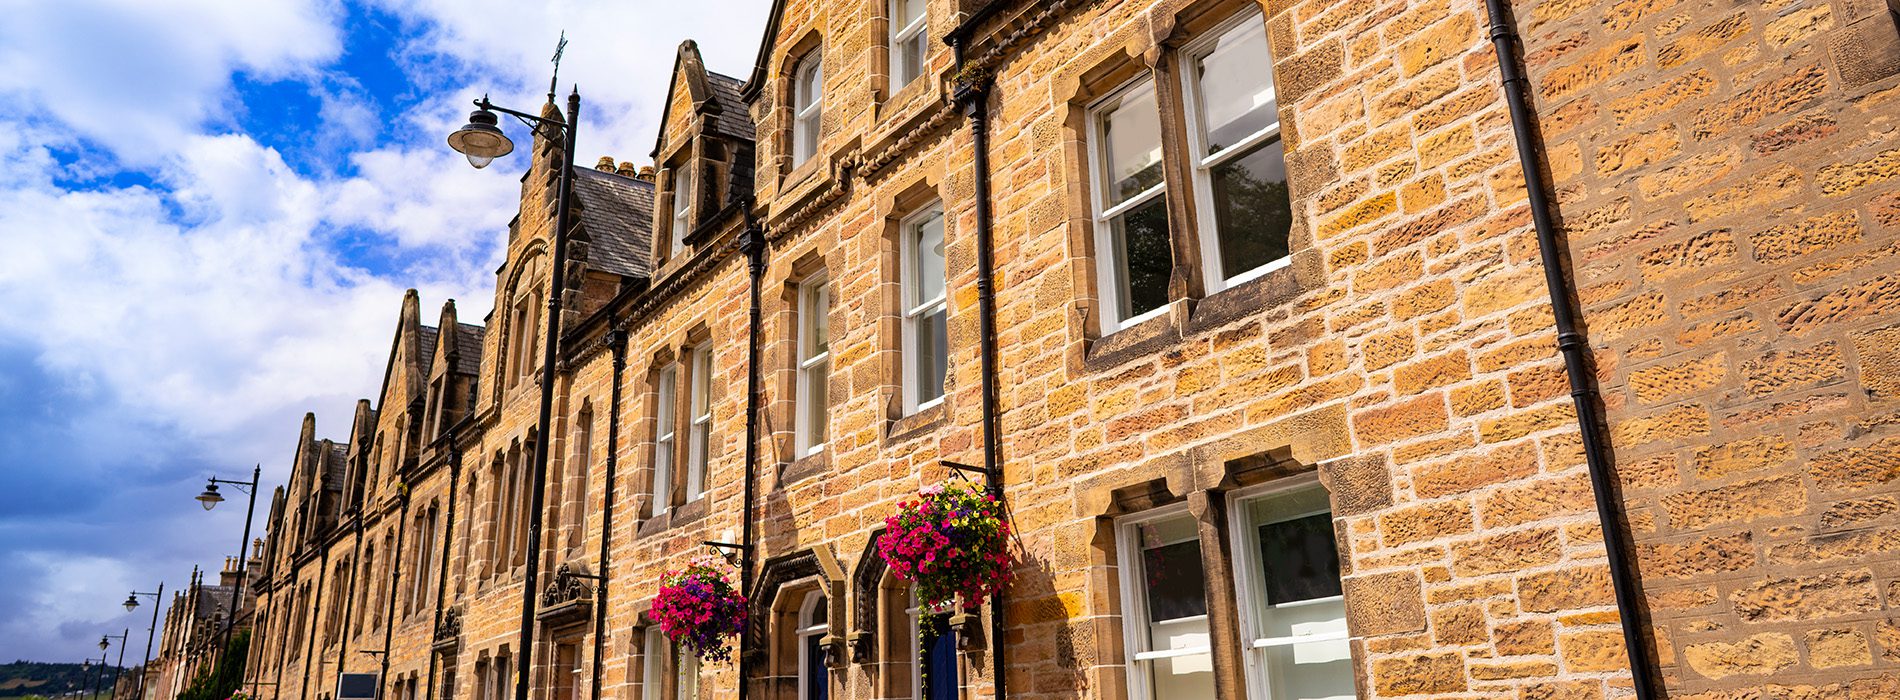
left=0, top=0, right=343, bottom=164
left=0, top=0, right=771, bottom=663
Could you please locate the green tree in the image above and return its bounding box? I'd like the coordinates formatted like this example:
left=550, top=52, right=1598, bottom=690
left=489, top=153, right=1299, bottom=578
left=176, top=632, right=248, bottom=700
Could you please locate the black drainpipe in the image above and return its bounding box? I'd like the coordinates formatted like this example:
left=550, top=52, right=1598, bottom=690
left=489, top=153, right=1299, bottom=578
left=949, top=38, right=1009, bottom=700
left=1484, top=3, right=1658, bottom=699
left=737, top=207, right=766, bottom=700
left=425, top=435, right=462, bottom=700
left=590, top=328, right=628, bottom=700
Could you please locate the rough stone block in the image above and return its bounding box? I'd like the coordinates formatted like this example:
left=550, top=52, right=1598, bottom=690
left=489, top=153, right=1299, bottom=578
left=1681, top=633, right=1798, bottom=679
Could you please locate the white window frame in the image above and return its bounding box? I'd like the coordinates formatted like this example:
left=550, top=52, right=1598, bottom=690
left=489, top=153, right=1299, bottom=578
left=1086, top=77, right=1173, bottom=332
left=797, top=590, right=829, bottom=700
left=686, top=345, right=712, bottom=502
left=900, top=204, right=947, bottom=413
left=1180, top=11, right=1290, bottom=292
left=1228, top=476, right=1350, bottom=700
left=795, top=275, right=831, bottom=456
left=670, top=166, right=694, bottom=255
left=793, top=50, right=824, bottom=165
left=889, top=0, right=928, bottom=89
left=1115, top=503, right=1213, bottom=700
left=652, top=363, right=679, bottom=516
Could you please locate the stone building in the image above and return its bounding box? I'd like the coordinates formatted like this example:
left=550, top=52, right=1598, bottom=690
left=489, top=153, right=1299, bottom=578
left=146, top=561, right=249, bottom=700
left=232, top=1, right=1900, bottom=700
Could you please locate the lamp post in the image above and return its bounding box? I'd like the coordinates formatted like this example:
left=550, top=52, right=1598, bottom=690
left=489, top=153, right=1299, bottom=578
left=124, top=583, right=164, bottom=700
left=102, top=631, right=129, bottom=700
left=195, top=465, right=261, bottom=658
left=82, top=658, right=96, bottom=700
left=446, top=86, right=581, bottom=700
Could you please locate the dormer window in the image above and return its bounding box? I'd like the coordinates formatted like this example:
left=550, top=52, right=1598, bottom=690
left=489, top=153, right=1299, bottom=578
left=669, top=165, right=694, bottom=254
left=889, top=0, right=927, bottom=88
left=792, top=50, right=823, bottom=165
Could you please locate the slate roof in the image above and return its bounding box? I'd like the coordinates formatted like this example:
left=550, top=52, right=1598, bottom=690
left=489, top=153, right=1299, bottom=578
left=706, top=72, right=756, bottom=142
left=323, top=442, right=349, bottom=493
left=454, top=323, right=485, bottom=376
left=574, top=167, right=655, bottom=279
left=417, top=324, right=440, bottom=379
left=194, top=585, right=234, bottom=620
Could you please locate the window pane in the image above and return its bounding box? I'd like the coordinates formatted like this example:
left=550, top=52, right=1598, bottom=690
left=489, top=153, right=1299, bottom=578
left=1108, top=196, right=1172, bottom=321
left=1136, top=518, right=1206, bottom=621
left=897, top=32, right=927, bottom=86
left=676, top=649, right=698, bottom=700
left=1131, top=514, right=1215, bottom=700
left=911, top=210, right=945, bottom=306
left=643, top=629, right=664, bottom=700
left=804, top=359, right=829, bottom=446
left=894, top=0, right=924, bottom=24
left=1242, top=487, right=1351, bottom=700
left=798, top=56, right=822, bottom=110
left=804, top=282, right=830, bottom=356
left=1209, top=139, right=1291, bottom=280
left=915, top=307, right=946, bottom=404
left=1100, top=81, right=1164, bottom=206
left=672, top=168, right=693, bottom=248
left=1258, top=512, right=1342, bottom=605
left=1193, top=18, right=1276, bottom=154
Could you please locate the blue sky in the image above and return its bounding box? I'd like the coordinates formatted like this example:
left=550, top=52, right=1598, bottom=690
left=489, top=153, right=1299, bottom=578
left=0, top=0, right=768, bottom=664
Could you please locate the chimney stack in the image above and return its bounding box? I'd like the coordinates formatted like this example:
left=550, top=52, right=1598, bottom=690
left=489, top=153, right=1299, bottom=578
left=636, top=166, right=656, bottom=182
left=596, top=156, right=617, bottom=172
left=219, top=556, right=241, bottom=588
left=617, top=161, right=638, bottom=178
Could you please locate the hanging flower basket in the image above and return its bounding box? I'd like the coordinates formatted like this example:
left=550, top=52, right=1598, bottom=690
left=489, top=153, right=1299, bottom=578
left=878, top=482, right=1013, bottom=610
left=650, top=556, right=748, bottom=663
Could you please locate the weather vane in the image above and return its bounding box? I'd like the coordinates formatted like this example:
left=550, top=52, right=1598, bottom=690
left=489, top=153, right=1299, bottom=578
left=548, top=30, right=568, bottom=101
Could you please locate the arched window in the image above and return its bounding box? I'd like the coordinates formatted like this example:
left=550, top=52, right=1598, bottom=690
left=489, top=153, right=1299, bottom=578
left=669, top=166, right=694, bottom=255
left=797, top=591, right=829, bottom=700
left=888, top=0, right=927, bottom=88
left=510, top=437, right=533, bottom=566
left=505, top=257, right=545, bottom=390
left=356, top=543, right=376, bottom=635
left=652, top=363, right=680, bottom=516
left=795, top=275, right=830, bottom=456
left=791, top=50, right=823, bottom=165
left=880, top=578, right=956, bottom=700
left=567, top=406, right=593, bottom=550
left=685, top=344, right=713, bottom=502
left=900, top=204, right=948, bottom=412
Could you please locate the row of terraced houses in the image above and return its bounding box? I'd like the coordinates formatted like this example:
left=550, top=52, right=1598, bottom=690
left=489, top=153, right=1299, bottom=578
left=150, top=1, right=1900, bottom=700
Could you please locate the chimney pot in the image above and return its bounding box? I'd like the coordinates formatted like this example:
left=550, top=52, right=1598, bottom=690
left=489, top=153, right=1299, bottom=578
left=637, top=166, right=656, bottom=182
left=617, top=161, right=638, bottom=177
left=595, top=156, right=616, bottom=172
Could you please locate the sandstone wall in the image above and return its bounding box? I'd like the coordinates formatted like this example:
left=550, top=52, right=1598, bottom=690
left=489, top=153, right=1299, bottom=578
left=1517, top=0, right=1900, bottom=694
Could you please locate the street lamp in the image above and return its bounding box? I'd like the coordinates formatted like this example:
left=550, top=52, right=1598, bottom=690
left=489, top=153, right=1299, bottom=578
left=447, top=107, right=514, bottom=169
left=83, top=657, right=99, bottom=700
left=445, top=87, right=580, bottom=700
left=101, top=630, right=129, bottom=700
left=195, top=483, right=223, bottom=510
left=193, top=466, right=261, bottom=659
left=125, top=584, right=164, bottom=700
